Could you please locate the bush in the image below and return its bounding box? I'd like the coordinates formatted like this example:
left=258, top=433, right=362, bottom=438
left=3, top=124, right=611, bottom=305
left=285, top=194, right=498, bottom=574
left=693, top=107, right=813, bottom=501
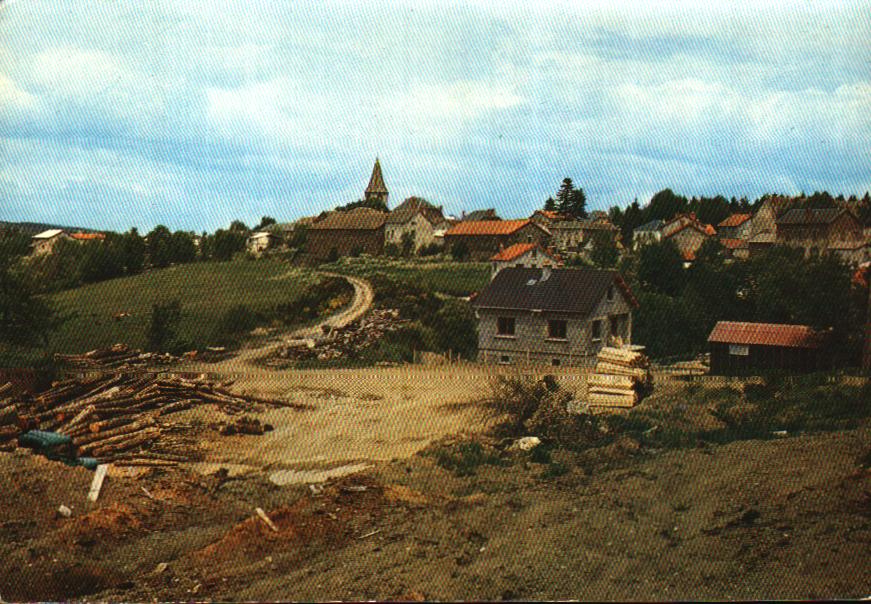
left=384, top=243, right=400, bottom=258
left=146, top=300, right=182, bottom=352
left=429, top=441, right=504, bottom=476
left=418, top=243, right=442, bottom=257
left=451, top=241, right=470, bottom=261
left=214, top=304, right=262, bottom=344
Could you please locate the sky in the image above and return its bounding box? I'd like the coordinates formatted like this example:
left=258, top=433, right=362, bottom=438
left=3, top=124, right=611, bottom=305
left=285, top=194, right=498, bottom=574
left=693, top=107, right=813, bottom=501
left=1, top=0, right=869, bottom=232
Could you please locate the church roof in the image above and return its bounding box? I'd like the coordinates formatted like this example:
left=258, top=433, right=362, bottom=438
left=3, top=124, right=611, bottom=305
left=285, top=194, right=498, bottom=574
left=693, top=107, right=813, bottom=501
left=365, top=158, right=388, bottom=194
left=386, top=197, right=444, bottom=225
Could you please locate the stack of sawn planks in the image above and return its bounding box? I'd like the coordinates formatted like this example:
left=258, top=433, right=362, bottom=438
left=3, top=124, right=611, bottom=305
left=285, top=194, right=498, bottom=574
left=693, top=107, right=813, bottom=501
left=587, top=347, right=653, bottom=412
left=0, top=374, right=302, bottom=466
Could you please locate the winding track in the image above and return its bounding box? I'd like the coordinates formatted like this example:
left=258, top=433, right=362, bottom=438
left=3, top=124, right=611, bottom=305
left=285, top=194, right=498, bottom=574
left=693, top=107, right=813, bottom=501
left=206, top=272, right=374, bottom=369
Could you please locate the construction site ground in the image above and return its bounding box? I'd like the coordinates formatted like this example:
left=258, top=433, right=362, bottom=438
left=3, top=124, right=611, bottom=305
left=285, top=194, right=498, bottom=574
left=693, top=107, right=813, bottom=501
left=1, top=365, right=869, bottom=601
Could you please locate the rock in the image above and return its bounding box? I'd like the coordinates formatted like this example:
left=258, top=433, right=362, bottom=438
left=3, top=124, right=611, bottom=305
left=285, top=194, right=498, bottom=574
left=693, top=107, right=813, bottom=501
left=509, top=436, right=542, bottom=451
left=57, top=504, right=72, bottom=518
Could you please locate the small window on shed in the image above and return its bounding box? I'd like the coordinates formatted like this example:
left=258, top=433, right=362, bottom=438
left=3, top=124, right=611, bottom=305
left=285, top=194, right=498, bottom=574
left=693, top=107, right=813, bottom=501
left=497, top=317, right=516, bottom=336
left=591, top=320, right=602, bottom=341
left=551, top=358, right=561, bottom=367
left=499, top=355, right=511, bottom=364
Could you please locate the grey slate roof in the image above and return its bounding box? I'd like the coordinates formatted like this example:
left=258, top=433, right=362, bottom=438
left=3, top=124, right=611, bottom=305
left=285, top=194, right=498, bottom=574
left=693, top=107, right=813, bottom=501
left=776, top=208, right=850, bottom=225
left=385, top=197, right=444, bottom=225
left=634, top=219, right=664, bottom=233
left=472, top=267, right=637, bottom=314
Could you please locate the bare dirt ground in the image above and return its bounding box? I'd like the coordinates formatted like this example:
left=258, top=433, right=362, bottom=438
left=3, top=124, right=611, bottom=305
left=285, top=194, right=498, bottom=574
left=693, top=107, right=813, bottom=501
left=1, top=414, right=868, bottom=602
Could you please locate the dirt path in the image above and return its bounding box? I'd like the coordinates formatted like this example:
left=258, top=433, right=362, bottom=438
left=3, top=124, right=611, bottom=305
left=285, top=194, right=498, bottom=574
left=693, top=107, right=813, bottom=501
left=207, top=272, right=374, bottom=368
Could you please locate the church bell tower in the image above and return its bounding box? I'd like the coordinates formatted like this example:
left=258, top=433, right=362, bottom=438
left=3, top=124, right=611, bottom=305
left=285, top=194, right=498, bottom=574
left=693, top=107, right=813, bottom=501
left=364, top=157, right=389, bottom=207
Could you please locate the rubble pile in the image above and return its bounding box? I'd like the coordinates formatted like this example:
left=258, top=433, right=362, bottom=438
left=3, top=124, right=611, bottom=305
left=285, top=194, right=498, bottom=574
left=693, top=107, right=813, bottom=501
left=0, top=382, right=24, bottom=452
left=215, top=415, right=274, bottom=436
left=587, top=347, right=653, bottom=413
left=272, top=309, right=407, bottom=363
left=0, top=374, right=303, bottom=465
left=55, top=343, right=178, bottom=370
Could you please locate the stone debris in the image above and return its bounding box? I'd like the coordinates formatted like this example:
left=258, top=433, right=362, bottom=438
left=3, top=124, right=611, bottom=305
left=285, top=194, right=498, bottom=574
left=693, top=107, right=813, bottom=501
left=271, top=309, right=407, bottom=363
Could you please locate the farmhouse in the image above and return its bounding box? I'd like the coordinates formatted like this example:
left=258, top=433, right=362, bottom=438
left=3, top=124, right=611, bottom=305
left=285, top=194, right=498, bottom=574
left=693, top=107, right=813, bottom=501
left=490, top=243, right=560, bottom=278
left=444, top=219, right=551, bottom=261
left=384, top=197, right=448, bottom=252
left=30, top=229, right=73, bottom=255
left=663, top=221, right=714, bottom=262
left=632, top=219, right=664, bottom=250
left=708, top=321, right=828, bottom=375
left=717, top=213, right=753, bottom=240
left=246, top=231, right=280, bottom=255
left=775, top=207, right=865, bottom=264
left=306, top=207, right=387, bottom=260
left=473, top=266, right=638, bottom=366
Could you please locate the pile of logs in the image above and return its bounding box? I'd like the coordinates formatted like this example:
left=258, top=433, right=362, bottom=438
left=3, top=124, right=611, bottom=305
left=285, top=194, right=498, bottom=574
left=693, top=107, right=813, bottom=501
left=0, top=382, right=23, bottom=452
left=1, top=374, right=304, bottom=465
left=55, top=343, right=178, bottom=370
left=272, top=308, right=407, bottom=363
left=587, top=347, right=653, bottom=412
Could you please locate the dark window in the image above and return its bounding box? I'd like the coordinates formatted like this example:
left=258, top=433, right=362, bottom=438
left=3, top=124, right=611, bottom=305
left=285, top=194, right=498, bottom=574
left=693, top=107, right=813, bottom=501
left=527, top=235, right=533, bottom=243
left=551, top=358, right=561, bottom=367
left=548, top=319, right=567, bottom=339
left=500, top=355, right=511, bottom=364
left=497, top=317, right=515, bottom=336
left=591, top=320, right=602, bottom=341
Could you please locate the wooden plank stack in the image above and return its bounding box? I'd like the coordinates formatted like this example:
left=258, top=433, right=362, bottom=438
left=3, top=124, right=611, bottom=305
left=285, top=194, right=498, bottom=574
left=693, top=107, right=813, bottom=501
left=2, top=373, right=307, bottom=465
left=587, top=347, right=653, bottom=413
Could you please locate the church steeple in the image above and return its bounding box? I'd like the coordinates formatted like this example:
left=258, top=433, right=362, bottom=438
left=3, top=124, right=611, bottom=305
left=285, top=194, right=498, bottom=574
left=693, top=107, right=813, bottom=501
left=365, top=157, right=388, bottom=206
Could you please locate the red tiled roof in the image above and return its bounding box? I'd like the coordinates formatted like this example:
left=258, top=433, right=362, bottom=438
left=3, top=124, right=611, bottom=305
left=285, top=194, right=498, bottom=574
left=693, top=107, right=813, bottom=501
left=704, top=224, right=717, bottom=236
left=708, top=321, right=825, bottom=349
left=445, top=219, right=534, bottom=237
left=681, top=250, right=696, bottom=261
left=663, top=221, right=711, bottom=240
left=490, top=243, right=558, bottom=262
left=719, top=238, right=745, bottom=249
left=70, top=232, right=105, bottom=241
left=534, top=210, right=562, bottom=220
left=718, top=213, right=752, bottom=228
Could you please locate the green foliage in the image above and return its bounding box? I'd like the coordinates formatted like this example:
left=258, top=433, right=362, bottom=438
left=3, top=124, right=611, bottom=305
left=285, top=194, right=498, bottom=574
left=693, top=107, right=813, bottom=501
left=146, top=300, right=182, bottom=352
left=334, top=198, right=388, bottom=213
left=430, top=298, right=478, bottom=358
left=417, top=243, right=442, bottom=257
left=429, top=441, right=504, bottom=477
left=206, top=229, right=247, bottom=261
left=256, top=216, right=277, bottom=230
left=554, top=178, right=587, bottom=218
left=589, top=230, right=619, bottom=268
left=0, top=261, right=58, bottom=347
left=400, top=231, right=415, bottom=257
left=214, top=304, right=263, bottom=344
left=633, top=290, right=707, bottom=358
left=450, top=240, right=470, bottom=261
left=271, top=277, right=353, bottom=324
left=637, top=240, right=685, bottom=296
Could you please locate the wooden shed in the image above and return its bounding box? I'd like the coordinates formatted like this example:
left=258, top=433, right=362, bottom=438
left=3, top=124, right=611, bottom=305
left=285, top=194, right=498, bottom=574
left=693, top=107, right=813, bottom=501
left=707, top=321, right=828, bottom=375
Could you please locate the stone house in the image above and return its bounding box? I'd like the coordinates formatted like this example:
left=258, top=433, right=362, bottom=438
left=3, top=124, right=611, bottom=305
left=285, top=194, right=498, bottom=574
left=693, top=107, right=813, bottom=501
left=444, top=219, right=551, bottom=261
left=775, top=207, right=865, bottom=264
left=30, top=229, right=73, bottom=255
left=530, top=211, right=584, bottom=253
left=472, top=266, right=638, bottom=366
left=717, top=213, right=753, bottom=240
left=306, top=207, right=387, bottom=260
left=663, top=221, right=713, bottom=261
left=490, top=243, right=560, bottom=278
left=384, top=197, right=448, bottom=252
left=747, top=196, right=796, bottom=239
left=246, top=231, right=280, bottom=255
left=632, top=219, right=664, bottom=250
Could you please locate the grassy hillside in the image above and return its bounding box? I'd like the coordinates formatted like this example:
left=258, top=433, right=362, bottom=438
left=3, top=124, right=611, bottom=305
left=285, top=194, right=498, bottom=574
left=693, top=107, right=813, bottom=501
left=319, top=256, right=490, bottom=296
left=44, top=260, right=322, bottom=354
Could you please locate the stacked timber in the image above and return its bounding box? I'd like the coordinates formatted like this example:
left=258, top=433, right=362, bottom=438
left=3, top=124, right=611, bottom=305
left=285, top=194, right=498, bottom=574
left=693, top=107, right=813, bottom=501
left=14, top=374, right=305, bottom=464
left=55, top=343, right=178, bottom=370
left=0, top=382, right=22, bottom=451
left=587, top=347, right=653, bottom=413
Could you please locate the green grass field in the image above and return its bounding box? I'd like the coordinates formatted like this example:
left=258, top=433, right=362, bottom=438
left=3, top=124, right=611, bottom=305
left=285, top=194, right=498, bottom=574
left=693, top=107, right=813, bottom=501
left=319, top=255, right=490, bottom=296
left=43, top=260, right=322, bottom=355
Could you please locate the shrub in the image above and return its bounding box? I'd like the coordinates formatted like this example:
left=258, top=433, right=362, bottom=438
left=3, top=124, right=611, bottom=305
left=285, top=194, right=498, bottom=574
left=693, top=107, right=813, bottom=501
left=384, top=243, right=401, bottom=258
left=146, top=300, right=182, bottom=352
left=429, top=441, right=504, bottom=476
left=451, top=241, right=470, bottom=261
left=214, top=304, right=262, bottom=344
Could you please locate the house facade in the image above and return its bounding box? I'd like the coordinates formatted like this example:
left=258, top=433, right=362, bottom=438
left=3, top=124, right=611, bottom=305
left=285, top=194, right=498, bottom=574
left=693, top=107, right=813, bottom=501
left=632, top=219, right=664, bottom=250
left=30, top=229, right=73, bottom=255
left=663, top=222, right=712, bottom=261
left=775, top=207, right=865, bottom=264
left=246, top=231, right=280, bottom=255
left=473, top=267, right=638, bottom=366
left=444, top=219, right=551, bottom=261
left=384, top=197, right=448, bottom=252
left=306, top=207, right=387, bottom=260
left=717, top=213, right=752, bottom=240
left=490, top=243, right=560, bottom=278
